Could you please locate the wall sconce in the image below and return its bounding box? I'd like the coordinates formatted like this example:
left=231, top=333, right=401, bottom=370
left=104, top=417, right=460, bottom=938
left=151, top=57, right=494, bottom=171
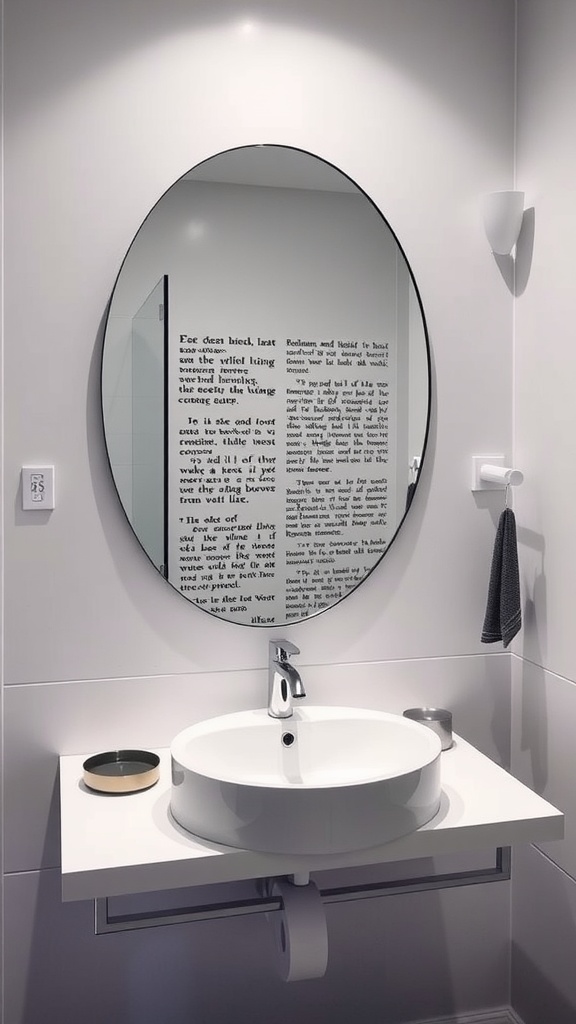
left=482, top=190, right=525, bottom=255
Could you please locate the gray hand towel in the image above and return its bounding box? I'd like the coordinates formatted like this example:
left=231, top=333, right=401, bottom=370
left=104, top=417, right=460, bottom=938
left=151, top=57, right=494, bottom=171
left=481, top=507, right=522, bottom=648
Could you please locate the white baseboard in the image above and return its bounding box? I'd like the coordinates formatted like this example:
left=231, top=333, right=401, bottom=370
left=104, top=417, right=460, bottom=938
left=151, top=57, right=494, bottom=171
left=409, top=1010, right=524, bottom=1024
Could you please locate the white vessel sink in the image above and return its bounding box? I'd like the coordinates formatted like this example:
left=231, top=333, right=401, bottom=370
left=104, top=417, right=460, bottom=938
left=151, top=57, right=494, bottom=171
left=170, top=707, right=442, bottom=855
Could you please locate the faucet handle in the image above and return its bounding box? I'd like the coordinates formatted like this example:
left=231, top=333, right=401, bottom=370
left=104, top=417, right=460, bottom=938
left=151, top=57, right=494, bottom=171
left=270, top=638, right=300, bottom=660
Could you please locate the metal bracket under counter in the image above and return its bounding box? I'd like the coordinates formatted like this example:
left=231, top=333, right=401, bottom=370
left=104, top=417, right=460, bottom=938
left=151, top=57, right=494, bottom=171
left=94, top=847, right=511, bottom=934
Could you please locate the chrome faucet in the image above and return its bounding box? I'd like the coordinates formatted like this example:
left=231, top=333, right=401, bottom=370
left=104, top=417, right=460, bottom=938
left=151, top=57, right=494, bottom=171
left=268, top=639, right=306, bottom=719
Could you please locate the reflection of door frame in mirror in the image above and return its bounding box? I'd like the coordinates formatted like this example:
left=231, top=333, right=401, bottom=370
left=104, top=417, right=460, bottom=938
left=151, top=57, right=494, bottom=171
left=101, top=145, right=432, bottom=627
left=162, top=274, right=169, bottom=579
left=108, top=274, right=170, bottom=578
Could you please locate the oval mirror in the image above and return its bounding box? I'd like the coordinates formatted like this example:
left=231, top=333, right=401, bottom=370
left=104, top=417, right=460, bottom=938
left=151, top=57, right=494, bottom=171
left=101, top=145, right=430, bottom=626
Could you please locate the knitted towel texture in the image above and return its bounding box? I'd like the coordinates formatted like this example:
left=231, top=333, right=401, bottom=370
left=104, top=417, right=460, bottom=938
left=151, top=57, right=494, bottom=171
left=481, top=507, right=522, bottom=648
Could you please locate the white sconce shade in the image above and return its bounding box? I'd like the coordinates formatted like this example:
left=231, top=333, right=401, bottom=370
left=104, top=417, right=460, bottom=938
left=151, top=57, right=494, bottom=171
left=482, top=190, right=525, bottom=255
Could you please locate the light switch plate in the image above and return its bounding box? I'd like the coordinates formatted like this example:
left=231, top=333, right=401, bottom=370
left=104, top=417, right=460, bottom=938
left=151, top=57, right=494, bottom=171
left=22, top=466, right=55, bottom=510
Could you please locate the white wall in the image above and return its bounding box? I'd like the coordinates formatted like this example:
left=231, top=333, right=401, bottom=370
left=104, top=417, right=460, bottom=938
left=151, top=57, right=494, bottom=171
left=2, top=1, right=518, bottom=1021
left=3, top=0, right=515, bottom=682
left=511, top=1, right=576, bottom=1019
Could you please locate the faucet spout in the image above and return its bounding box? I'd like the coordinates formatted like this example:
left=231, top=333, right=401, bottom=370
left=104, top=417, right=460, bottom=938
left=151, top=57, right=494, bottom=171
left=268, top=640, right=305, bottom=718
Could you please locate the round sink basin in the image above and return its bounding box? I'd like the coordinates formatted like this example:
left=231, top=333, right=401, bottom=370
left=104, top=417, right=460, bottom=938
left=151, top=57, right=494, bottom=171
left=170, top=706, right=442, bottom=855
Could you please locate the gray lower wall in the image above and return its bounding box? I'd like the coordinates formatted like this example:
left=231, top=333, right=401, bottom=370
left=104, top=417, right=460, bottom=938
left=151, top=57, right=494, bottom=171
left=511, top=659, right=576, bottom=1021
left=5, top=867, right=510, bottom=1024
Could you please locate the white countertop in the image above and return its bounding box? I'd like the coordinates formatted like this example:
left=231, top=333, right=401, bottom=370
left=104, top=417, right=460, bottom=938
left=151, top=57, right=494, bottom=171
left=59, top=735, right=564, bottom=901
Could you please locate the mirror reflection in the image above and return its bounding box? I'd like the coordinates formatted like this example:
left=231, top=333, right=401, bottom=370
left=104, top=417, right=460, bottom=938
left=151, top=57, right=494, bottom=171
left=101, top=145, right=430, bottom=626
